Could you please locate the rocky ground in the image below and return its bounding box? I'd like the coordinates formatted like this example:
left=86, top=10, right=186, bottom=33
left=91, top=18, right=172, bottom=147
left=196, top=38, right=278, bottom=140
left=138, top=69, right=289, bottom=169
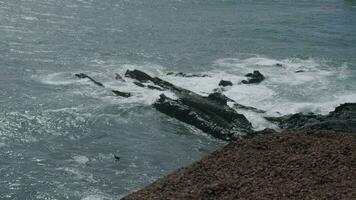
left=123, top=129, right=356, bottom=200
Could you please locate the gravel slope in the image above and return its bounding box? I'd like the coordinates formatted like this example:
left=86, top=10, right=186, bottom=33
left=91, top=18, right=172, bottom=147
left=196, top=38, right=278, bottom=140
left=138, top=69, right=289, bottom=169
left=123, top=129, right=356, bottom=200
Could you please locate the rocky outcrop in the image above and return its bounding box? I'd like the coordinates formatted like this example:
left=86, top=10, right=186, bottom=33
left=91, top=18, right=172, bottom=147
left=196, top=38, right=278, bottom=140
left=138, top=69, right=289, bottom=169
left=125, top=70, right=256, bottom=141
left=241, top=70, right=265, bottom=84
left=153, top=94, right=253, bottom=141
left=265, top=103, right=356, bottom=133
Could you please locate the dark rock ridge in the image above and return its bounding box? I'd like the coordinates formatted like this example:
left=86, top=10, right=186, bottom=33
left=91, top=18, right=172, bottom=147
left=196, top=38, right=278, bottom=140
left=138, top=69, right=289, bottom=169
left=167, top=72, right=210, bottom=78
left=265, top=103, right=356, bottom=133
left=218, top=80, right=233, bottom=87
left=125, top=69, right=257, bottom=141
left=241, top=70, right=265, bottom=84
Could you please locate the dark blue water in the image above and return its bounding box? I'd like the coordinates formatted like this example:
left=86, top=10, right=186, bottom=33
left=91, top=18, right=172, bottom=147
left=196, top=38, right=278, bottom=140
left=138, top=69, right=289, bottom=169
left=1, top=0, right=356, bottom=199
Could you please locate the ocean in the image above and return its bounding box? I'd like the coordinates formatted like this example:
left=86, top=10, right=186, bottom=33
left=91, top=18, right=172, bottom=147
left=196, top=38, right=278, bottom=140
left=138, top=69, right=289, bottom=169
left=1, top=0, right=356, bottom=199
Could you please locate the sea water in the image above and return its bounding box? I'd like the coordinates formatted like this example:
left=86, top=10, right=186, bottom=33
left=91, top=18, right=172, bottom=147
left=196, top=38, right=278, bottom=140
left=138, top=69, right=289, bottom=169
left=1, top=0, right=356, bottom=199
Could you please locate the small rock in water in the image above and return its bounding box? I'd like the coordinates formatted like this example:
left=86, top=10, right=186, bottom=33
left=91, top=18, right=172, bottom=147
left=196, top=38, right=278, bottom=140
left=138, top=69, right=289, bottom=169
left=218, top=80, right=233, bottom=87
left=241, top=70, right=265, bottom=84
left=276, top=63, right=283, bottom=67
left=112, top=90, right=132, bottom=98
left=114, top=154, right=121, bottom=161
left=295, top=70, right=305, bottom=73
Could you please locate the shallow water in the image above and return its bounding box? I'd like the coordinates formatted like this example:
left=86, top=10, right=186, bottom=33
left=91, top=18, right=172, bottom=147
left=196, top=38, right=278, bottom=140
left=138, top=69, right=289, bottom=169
left=1, top=0, right=356, bottom=199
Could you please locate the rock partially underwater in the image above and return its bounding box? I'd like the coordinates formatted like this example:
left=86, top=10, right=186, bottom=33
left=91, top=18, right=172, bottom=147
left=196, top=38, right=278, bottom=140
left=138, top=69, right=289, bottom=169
left=241, top=70, right=265, bottom=84
left=125, top=69, right=257, bottom=141
left=266, top=103, right=356, bottom=133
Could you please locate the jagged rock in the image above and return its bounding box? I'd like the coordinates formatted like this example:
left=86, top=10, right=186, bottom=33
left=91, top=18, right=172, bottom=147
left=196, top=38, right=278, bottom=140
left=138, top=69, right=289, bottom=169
left=112, top=90, right=131, bottom=98
left=153, top=94, right=253, bottom=141
left=75, top=73, right=104, bottom=87
left=218, top=80, right=233, bottom=87
left=265, top=103, right=356, bottom=133
left=125, top=69, right=153, bottom=82
left=241, top=70, right=265, bottom=84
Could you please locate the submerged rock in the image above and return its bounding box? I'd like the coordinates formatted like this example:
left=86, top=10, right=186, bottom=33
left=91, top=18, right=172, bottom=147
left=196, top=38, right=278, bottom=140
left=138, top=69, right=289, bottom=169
left=218, top=80, right=233, bottom=87
left=241, top=70, right=265, bottom=84
left=75, top=73, right=105, bottom=87
left=112, top=90, right=131, bottom=98
left=166, top=72, right=210, bottom=78
left=115, top=73, right=125, bottom=81
left=265, top=103, right=356, bottom=133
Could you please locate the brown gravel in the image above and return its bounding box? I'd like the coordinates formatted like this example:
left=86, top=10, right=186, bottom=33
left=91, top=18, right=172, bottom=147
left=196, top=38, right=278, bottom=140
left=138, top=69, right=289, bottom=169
left=123, top=129, right=356, bottom=200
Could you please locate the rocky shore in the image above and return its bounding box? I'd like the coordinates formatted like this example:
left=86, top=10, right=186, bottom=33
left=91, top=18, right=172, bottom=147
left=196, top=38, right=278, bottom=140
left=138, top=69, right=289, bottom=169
left=123, top=129, right=356, bottom=200
left=74, top=70, right=356, bottom=199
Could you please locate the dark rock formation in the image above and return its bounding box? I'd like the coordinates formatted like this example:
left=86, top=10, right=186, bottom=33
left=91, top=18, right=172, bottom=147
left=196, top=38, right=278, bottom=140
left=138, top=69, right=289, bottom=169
left=125, top=69, right=255, bottom=141
left=153, top=94, right=253, bottom=141
left=75, top=73, right=104, bottom=87
left=166, top=72, right=210, bottom=78
left=112, top=90, right=131, bottom=98
left=123, top=129, right=356, bottom=200
left=218, top=80, right=233, bottom=87
left=241, top=70, right=265, bottom=84
left=125, top=69, right=153, bottom=83
left=275, top=63, right=283, bottom=67
left=265, top=103, right=356, bottom=133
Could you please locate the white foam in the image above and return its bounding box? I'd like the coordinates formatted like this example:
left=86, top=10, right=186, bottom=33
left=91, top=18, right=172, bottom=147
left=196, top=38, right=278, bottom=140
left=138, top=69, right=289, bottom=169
left=73, top=155, right=89, bottom=165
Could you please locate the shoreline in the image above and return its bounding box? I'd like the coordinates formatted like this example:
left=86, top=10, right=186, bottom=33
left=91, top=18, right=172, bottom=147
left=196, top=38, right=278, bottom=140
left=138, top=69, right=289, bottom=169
left=123, top=129, right=356, bottom=199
